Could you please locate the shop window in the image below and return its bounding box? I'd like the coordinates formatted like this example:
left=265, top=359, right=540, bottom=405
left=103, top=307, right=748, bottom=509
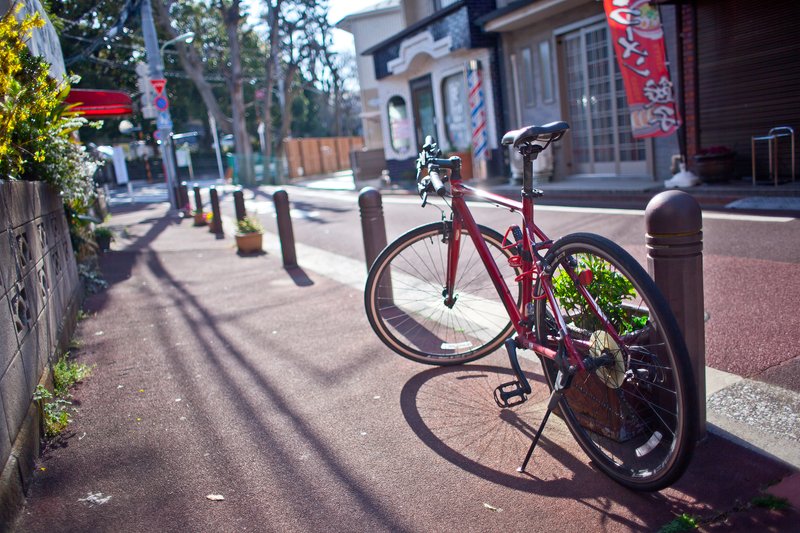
left=521, top=47, right=536, bottom=107
left=387, top=96, right=412, bottom=154
left=539, top=40, right=555, bottom=103
left=441, top=73, right=469, bottom=151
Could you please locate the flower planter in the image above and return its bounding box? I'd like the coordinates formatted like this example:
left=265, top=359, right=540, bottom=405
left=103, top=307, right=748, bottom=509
left=96, top=235, right=111, bottom=252
left=694, top=152, right=735, bottom=183
left=235, top=232, right=263, bottom=254
left=193, top=213, right=207, bottom=226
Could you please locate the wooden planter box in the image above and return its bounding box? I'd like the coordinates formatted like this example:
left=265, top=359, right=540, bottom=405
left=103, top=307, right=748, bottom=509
left=694, top=152, right=735, bottom=183
left=193, top=213, right=206, bottom=226
left=235, top=232, right=263, bottom=254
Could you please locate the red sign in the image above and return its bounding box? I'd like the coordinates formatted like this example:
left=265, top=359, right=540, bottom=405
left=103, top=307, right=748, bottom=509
left=150, top=78, right=167, bottom=95
left=604, top=0, right=680, bottom=138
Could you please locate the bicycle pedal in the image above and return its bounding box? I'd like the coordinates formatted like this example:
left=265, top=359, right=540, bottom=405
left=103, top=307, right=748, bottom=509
left=494, top=381, right=528, bottom=408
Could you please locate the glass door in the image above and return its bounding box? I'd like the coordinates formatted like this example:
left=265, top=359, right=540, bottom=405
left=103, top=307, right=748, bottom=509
left=563, top=22, right=646, bottom=175
left=410, top=75, right=436, bottom=151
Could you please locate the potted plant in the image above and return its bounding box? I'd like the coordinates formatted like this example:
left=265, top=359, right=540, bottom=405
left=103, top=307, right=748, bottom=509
left=192, top=210, right=206, bottom=226
left=694, top=146, right=735, bottom=183
left=234, top=216, right=264, bottom=254
left=94, top=226, right=113, bottom=252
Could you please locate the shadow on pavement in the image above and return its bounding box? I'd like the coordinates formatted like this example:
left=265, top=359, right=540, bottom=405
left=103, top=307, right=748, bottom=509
left=400, top=363, right=797, bottom=530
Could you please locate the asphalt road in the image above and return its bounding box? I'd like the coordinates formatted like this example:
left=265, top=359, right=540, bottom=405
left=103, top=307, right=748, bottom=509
left=234, top=185, right=800, bottom=392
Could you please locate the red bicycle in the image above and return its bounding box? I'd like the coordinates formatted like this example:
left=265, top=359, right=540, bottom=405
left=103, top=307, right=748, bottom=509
left=364, top=122, right=697, bottom=491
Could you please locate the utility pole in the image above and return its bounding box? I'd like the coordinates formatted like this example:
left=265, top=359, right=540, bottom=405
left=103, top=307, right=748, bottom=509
left=140, top=0, right=179, bottom=209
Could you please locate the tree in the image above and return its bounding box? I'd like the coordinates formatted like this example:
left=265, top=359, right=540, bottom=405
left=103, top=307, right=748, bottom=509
left=151, top=0, right=232, bottom=133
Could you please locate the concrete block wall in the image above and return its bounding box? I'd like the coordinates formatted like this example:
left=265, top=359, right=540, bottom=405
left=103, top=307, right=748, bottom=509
left=0, top=180, right=82, bottom=528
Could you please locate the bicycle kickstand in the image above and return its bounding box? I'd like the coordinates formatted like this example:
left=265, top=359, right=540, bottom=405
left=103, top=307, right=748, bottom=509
left=518, top=370, right=570, bottom=474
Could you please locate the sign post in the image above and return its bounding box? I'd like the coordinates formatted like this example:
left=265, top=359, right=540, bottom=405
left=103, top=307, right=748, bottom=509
left=140, top=0, right=179, bottom=209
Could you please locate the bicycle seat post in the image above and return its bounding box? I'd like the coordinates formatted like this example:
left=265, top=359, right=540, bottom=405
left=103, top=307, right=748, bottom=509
left=520, top=144, right=543, bottom=196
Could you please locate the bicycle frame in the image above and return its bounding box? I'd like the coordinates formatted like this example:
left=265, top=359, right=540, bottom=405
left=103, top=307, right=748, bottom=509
left=428, top=157, right=623, bottom=371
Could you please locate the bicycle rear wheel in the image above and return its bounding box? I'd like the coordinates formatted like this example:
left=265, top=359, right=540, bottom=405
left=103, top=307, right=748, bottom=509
left=365, top=222, right=520, bottom=365
left=534, top=233, right=696, bottom=491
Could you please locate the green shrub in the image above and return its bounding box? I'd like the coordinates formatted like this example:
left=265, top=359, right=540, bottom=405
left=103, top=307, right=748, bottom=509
left=236, top=216, right=264, bottom=235
left=551, top=253, right=648, bottom=334
left=1, top=6, right=101, bottom=242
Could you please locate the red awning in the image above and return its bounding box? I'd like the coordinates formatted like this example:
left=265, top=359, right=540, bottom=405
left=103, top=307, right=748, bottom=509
left=65, top=89, right=133, bottom=118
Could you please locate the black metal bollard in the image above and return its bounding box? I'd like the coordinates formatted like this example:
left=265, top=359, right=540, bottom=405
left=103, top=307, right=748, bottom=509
left=209, top=186, right=223, bottom=235
left=193, top=184, right=203, bottom=213
left=179, top=181, right=190, bottom=211
left=358, top=187, right=388, bottom=271
left=359, top=187, right=392, bottom=305
left=273, top=189, right=296, bottom=267
left=645, top=191, right=705, bottom=439
left=233, top=187, right=246, bottom=221
left=192, top=184, right=205, bottom=226
left=172, top=185, right=180, bottom=210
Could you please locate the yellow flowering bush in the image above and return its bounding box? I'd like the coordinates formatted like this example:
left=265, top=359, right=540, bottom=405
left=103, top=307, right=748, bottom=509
left=0, top=5, right=98, bottom=213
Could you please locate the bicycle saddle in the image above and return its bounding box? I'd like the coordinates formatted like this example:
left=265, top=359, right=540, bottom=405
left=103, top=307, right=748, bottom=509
left=501, top=121, right=570, bottom=148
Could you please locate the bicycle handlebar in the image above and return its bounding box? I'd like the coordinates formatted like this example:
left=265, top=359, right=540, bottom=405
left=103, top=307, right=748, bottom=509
left=428, top=169, right=446, bottom=197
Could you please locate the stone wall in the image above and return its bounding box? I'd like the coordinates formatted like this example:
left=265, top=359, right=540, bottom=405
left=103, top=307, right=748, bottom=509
left=0, top=180, right=82, bottom=527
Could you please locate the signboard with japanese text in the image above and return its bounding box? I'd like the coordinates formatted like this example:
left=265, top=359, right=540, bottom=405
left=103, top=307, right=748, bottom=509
left=604, top=0, right=680, bottom=138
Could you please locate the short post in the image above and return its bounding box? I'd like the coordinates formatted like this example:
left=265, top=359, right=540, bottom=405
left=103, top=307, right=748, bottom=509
left=193, top=184, right=203, bottom=213
left=359, top=187, right=392, bottom=305
left=209, top=186, right=223, bottom=235
left=233, top=187, right=246, bottom=221
left=179, top=181, right=190, bottom=211
left=358, top=187, right=388, bottom=271
left=273, top=189, right=296, bottom=267
left=192, top=184, right=204, bottom=226
left=645, top=191, right=705, bottom=439
left=172, top=185, right=180, bottom=210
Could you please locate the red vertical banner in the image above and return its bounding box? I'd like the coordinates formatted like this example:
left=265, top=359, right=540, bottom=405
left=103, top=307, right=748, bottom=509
left=604, top=0, right=680, bottom=138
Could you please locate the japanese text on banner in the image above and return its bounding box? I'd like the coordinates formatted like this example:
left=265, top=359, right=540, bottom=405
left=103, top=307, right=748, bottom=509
left=604, top=0, right=680, bottom=138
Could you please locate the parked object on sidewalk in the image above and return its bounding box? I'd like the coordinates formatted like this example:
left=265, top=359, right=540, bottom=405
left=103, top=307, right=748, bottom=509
left=665, top=162, right=700, bottom=188
left=234, top=216, right=264, bottom=254
left=192, top=210, right=206, bottom=226
left=94, top=226, right=114, bottom=252
left=694, top=146, right=735, bottom=183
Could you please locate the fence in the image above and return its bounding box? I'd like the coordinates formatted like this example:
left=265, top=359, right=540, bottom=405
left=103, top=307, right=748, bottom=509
left=284, top=137, right=364, bottom=179
left=0, top=181, right=82, bottom=524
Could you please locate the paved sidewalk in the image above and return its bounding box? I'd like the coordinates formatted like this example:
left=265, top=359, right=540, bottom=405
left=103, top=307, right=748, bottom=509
left=13, top=202, right=798, bottom=532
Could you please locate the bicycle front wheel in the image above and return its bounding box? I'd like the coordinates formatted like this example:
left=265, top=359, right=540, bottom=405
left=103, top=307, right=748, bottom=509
left=534, top=233, right=696, bottom=491
left=365, top=222, right=520, bottom=365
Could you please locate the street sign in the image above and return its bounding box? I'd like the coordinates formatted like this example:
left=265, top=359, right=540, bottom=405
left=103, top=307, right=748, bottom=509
left=154, top=95, right=169, bottom=111
left=151, top=78, right=167, bottom=95
left=153, top=130, right=162, bottom=141
left=156, top=111, right=173, bottom=130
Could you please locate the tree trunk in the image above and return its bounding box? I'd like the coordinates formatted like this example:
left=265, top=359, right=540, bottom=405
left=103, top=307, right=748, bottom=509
left=152, top=0, right=232, bottom=133
left=261, top=0, right=283, bottom=184
left=220, top=0, right=254, bottom=184
left=274, top=63, right=299, bottom=183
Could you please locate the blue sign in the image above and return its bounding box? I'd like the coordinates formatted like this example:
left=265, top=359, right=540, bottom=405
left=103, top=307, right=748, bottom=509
left=154, top=95, right=169, bottom=111
left=156, top=112, right=173, bottom=131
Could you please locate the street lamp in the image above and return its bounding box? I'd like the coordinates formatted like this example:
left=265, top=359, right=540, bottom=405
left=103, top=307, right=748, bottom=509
left=160, top=32, right=195, bottom=64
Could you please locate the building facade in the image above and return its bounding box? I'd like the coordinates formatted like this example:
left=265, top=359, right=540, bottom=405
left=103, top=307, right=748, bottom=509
left=336, top=1, right=406, bottom=152
left=363, top=0, right=505, bottom=182
left=480, top=0, right=681, bottom=182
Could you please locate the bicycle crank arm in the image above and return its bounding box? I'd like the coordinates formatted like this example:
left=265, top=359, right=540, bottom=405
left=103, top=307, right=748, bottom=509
left=493, top=338, right=533, bottom=408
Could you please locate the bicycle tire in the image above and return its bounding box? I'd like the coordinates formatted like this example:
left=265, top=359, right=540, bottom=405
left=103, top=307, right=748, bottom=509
left=365, top=222, right=521, bottom=365
left=534, top=233, right=696, bottom=491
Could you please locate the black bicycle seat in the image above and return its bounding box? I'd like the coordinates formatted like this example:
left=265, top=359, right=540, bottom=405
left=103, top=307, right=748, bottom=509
left=501, top=121, right=570, bottom=148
